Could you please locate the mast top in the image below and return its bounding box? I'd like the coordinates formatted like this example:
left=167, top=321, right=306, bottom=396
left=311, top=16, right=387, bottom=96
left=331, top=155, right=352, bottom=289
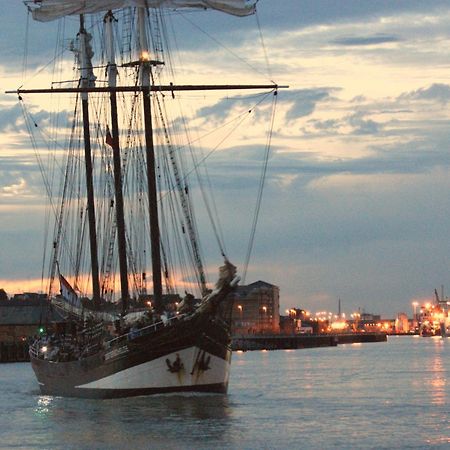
left=27, top=0, right=257, bottom=22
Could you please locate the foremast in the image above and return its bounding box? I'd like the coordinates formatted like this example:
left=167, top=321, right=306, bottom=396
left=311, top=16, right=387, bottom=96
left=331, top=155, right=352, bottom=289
left=105, top=10, right=130, bottom=313
left=78, top=15, right=101, bottom=303
left=137, top=7, right=163, bottom=312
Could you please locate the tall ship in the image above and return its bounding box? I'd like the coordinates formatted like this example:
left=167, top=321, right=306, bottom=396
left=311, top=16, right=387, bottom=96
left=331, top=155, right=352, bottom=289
left=9, top=0, right=282, bottom=398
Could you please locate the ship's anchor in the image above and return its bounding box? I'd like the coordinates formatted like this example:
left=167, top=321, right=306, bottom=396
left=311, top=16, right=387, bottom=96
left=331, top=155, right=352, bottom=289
left=166, top=353, right=184, bottom=373
left=191, top=350, right=211, bottom=374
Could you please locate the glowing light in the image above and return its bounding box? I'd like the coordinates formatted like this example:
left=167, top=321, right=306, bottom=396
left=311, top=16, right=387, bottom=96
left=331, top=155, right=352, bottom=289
left=41, top=346, right=48, bottom=353
left=141, top=51, right=150, bottom=61
left=330, top=321, right=347, bottom=330
left=237, top=305, right=243, bottom=311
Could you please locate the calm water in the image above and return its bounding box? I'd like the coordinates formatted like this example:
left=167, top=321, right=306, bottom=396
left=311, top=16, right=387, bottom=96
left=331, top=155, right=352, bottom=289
left=0, top=336, right=449, bottom=449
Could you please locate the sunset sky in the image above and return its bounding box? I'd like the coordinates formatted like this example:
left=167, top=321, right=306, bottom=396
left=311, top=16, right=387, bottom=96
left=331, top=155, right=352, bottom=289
left=3, top=0, right=450, bottom=317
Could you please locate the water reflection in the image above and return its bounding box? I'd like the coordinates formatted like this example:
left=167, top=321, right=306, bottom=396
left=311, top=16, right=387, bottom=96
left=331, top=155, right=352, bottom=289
left=11, top=338, right=450, bottom=449
left=32, top=393, right=232, bottom=448
left=34, top=395, right=54, bottom=416
left=430, top=340, right=446, bottom=407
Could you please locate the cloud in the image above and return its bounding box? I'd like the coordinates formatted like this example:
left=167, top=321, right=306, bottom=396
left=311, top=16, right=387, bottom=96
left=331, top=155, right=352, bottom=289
left=332, top=34, right=402, bottom=47
left=281, top=88, right=336, bottom=123
left=347, top=112, right=382, bottom=135
left=302, top=111, right=382, bottom=137
left=0, top=103, right=24, bottom=131
left=0, top=100, right=72, bottom=133
left=0, top=159, right=44, bottom=205
left=5, top=1, right=450, bottom=316
left=196, top=92, right=275, bottom=122
left=0, top=178, right=30, bottom=198
left=400, top=83, right=450, bottom=104
left=309, top=118, right=341, bottom=133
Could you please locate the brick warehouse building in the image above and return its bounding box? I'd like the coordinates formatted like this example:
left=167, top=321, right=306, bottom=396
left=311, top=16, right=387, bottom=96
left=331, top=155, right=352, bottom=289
left=230, top=281, right=280, bottom=335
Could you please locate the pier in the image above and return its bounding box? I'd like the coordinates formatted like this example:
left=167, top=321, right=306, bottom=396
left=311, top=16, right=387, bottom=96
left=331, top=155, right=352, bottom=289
left=232, top=332, right=386, bottom=351
left=0, top=342, right=30, bottom=363
left=0, top=333, right=387, bottom=362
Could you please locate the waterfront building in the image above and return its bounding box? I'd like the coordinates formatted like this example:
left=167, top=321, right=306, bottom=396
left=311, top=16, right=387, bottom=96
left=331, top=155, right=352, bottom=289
left=395, top=313, right=410, bottom=333
left=0, top=296, right=62, bottom=343
left=230, top=281, right=280, bottom=335
left=280, top=308, right=317, bottom=334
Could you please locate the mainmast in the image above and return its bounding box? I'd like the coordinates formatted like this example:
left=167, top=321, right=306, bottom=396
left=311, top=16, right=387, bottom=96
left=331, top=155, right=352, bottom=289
left=137, top=7, right=163, bottom=312
left=104, top=10, right=130, bottom=312
left=78, top=15, right=101, bottom=303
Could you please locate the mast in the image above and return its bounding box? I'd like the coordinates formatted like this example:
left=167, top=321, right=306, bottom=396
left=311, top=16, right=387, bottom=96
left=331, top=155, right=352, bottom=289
left=79, top=14, right=101, bottom=302
left=105, top=10, right=129, bottom=312
left=138, top=7, right=163, bottom=312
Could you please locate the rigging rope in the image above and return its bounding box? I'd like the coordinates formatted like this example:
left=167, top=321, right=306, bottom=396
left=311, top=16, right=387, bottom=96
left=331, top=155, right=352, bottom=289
left=242, top=90, right=278, bottom=283
left=255, top=9, right=273, bottom=81
left=22, top=9, right=30, bottom=80
left=178, top=12, right=271, bottom=81
left=153, top=87, right=208, bottom=294
left=17, top=7, right=278, bottom=301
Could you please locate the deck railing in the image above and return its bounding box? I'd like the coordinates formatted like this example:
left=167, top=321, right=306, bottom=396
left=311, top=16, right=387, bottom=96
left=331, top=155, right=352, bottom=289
left=29, top=312, right=190, bottom=360
left=105, top=313, right=188, bottom=348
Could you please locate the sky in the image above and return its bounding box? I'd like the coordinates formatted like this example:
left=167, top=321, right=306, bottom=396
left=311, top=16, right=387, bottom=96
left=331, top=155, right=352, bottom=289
left=3, top=0, right=450, bottom=317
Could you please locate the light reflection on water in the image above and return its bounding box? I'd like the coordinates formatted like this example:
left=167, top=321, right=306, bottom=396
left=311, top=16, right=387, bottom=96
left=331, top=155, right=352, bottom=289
left=34, top=395, right=53, bottom=416
left=1, top=337, right=450, bottom=449
left=430, top=340, right=446, bottom=407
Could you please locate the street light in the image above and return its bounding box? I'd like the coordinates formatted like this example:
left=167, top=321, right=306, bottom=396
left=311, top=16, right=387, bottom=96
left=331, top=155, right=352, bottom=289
left=261, top=306, right=268, bottom=332
left=237, top=304, right=243, bottom=321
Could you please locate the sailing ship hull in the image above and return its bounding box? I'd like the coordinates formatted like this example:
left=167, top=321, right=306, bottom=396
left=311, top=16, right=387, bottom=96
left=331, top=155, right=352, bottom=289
left=31, top=313, right=232, bottom=399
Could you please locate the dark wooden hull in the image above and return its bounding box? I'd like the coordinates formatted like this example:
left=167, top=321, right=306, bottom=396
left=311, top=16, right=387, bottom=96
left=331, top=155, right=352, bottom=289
left=31, top=312, right=232, bottom=398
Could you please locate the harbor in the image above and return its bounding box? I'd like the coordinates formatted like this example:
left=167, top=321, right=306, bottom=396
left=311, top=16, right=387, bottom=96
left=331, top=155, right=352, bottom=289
left=1, top=335, right=448, bottom=449
left=232, top=332, right=386, bottom=351
left=0, top=288, right=390, bottom=362
left=2, top=0, right=450, bottom=447
left=0, top=334, right=389, bottom=362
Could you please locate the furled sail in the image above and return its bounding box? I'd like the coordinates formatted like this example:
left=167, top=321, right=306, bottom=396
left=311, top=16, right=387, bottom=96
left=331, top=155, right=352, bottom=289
left=29, top=0, right=257, bottom=22
left=57, top=274, right=83, bottom=316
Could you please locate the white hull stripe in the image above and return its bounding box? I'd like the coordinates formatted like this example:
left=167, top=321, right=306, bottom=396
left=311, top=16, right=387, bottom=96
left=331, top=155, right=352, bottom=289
left=76, top=346, right=230, bottom=390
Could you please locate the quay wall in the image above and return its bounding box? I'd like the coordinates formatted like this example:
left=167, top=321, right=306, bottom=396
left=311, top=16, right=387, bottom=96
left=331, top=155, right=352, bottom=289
left=232, top=332, right=386, bottom=351
left=0, top=342, right=30, bottom=363
left=335, top=333, right=387, bottom=344
left=0, top=333, right=387, bottom=362
left=232, top=334, right=338, bottom=351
